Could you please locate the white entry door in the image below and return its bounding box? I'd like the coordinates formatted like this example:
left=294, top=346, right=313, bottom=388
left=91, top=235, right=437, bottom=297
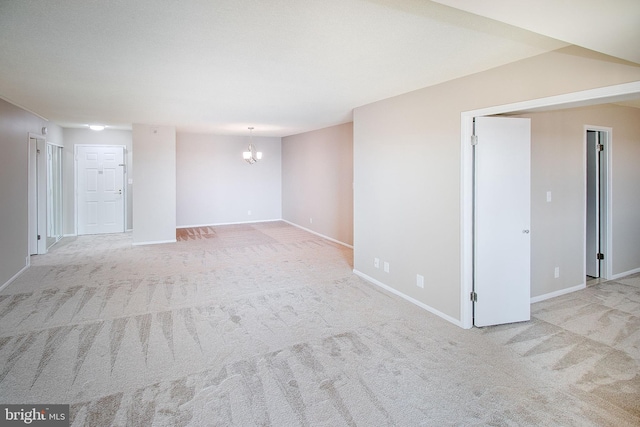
left=76, top=145, right=125, bottom=235
left=474, top=116, right=531, bottom=327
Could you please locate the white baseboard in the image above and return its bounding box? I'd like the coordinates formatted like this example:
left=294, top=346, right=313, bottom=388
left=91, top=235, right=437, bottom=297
left=177, top=219, right=281, bottom=229
left=611, top=266, right=640, bottom=280
left=176, top=219, right=353, bottom=249
left=0, top=260, right=30, bottom=293
left=66, top=232, right=135, bottom=237
left=353, top=269, right=463, bottom=328
left=282, top=220, right=353, bottom=249
left=132, top=239, right=177, bottom=246
left=530, top=283, right=586, bottom=304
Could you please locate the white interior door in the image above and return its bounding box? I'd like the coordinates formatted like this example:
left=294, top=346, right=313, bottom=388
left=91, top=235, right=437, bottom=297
left=29, top=136, right=47, bottom=255
left=76, top=145, right=125, bottom=235
left=474, top=116, right=531, bottom=327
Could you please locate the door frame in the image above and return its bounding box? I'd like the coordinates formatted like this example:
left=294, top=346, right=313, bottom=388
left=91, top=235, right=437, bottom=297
left=460, top=81, right=640, bottom=329
left=584, top=126, right=612, bottom=280
left=28, top=132, right=47, bottom=255
left=46, top=141, right=64, bottom=249
left=74, top=144, right=127, bottom=235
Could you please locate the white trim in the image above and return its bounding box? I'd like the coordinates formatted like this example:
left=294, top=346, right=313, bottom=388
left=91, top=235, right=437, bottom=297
left=28, top=133, right=48, bottom=256
left=176, top=219, right=281, bottom=228
left=282, top=220, right=353, bottom=248
left=177, top=219, right=353, bottom=248
left=530, top=283, right=586, bottom=304
left=354, top=270, right=463, bottom=327
left=63, top=233, right=77, bottom=237
left=611, top=267, right=640, bottom=280
left=46, top=140, right=64, bottom=148
left=464, top=81, right=640, bottom=119
left=459, top=113, right=474, bottom=329
left=74, top=146, right=77, bottom=236
left=132, top=239, right=177, bottom=246
left=45, top=141, right=64, bottom=249
left=0, top=261, right=30, bottom=293
left=460, top=81, right=640, bottom=330
left=583, top=126, right=613, bottom=281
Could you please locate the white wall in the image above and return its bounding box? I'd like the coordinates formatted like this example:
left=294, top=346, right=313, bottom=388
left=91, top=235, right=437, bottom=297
left=354, top=46, right=640, bottom=323
left=282, top=123, right=353, bottom=246
left=0, top=98, right=63, bottom=289
left=132, top=124, right=176, bottom=245
left=176, top=133, right=281, bottom=227
left=62, top=128, right=133, bottom=234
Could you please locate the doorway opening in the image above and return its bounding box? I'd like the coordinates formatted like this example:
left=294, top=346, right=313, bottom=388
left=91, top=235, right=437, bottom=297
left=28, top=134, right=46, bottom=255
left=585, top=127, right=611, bottom=283
left=46, top=143, right=64, bottom=249
left=460, top=81, right=640, bottom=329
left=29, top=135, right=64, bottom=255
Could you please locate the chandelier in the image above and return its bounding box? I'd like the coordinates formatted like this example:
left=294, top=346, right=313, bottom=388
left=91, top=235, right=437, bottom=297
left=242, top=127, right=262, bottom=164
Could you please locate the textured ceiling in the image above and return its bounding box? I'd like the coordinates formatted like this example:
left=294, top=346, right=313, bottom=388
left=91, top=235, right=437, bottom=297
left=0, top=1, right=634, bottom=137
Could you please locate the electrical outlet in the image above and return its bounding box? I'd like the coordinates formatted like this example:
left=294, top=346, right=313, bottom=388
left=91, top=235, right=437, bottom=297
left=310, top=217, right=313, bottom=224
left=247, top=210, right=252, bottom=215
left=417, top=274, right=424, bottom=289
left=554, top=267, right=560, bottom=278
left=374, top=258, right=380, bottom=268
left=384, top=262, right=390, bottom=273
left=547, top=191, right=552, bottom=202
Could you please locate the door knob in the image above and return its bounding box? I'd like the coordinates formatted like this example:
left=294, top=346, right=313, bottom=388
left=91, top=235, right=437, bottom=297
left=117, top=189, right=122, bottom=195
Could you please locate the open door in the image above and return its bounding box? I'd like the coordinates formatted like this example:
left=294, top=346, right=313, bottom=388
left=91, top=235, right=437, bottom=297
left=473, top=116, right=531, bottom=327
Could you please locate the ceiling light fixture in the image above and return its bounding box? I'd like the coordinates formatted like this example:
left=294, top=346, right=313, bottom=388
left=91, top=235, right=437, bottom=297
left=242, top=127, right=262, bottom=164
left=89, top=124, right=105, bottom=131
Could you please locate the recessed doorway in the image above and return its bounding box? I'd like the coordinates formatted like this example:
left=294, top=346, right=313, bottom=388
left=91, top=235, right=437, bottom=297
left=585, top=127, right=611, bottom=281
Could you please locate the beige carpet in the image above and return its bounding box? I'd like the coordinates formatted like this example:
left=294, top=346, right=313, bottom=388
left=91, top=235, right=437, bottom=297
left=0, top=221, right=638, bottom=426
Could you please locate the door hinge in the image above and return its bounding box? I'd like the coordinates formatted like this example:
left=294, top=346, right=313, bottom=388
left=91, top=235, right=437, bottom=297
left=36, top=148, right=41, bottom=154
left=596, top=144, right=604, bottom=152
left=470, top=135, right=478, bottom=146
left=37, top=235, right=41, bottom=240
left=470, top=291, right=478, bottom=302
left=597, top=253, right=604, bottom=260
